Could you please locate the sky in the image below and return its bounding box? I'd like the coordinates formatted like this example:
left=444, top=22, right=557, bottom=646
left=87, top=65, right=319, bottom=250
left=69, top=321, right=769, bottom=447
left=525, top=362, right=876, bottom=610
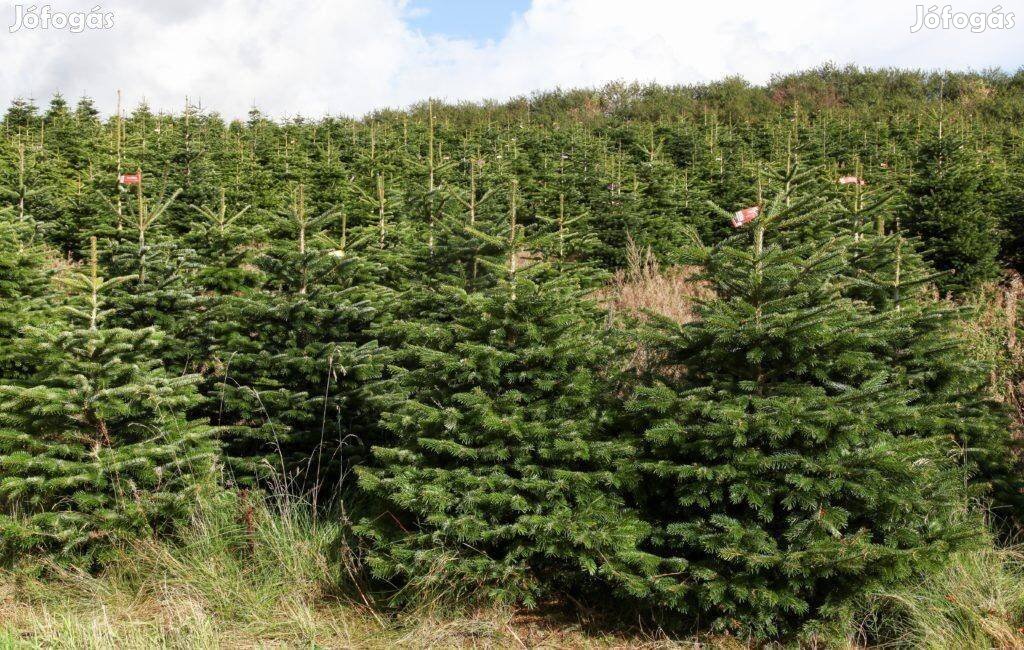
left=0, top=0, right=1021, bottom=119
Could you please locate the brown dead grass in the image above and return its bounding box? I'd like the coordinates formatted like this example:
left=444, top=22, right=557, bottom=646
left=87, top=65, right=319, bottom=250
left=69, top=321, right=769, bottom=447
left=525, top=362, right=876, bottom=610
left=600, top=237, right=711, bottom=376
left=603, top=236, right=711, bottom=327
left=955, top=272, right=1024, bottom=432
left=0, top=570, right=747, bottom=649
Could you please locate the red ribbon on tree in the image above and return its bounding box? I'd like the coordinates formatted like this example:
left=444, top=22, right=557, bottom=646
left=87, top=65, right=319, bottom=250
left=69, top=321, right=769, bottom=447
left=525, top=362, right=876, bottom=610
left=118, top=172, right=141, bottom=185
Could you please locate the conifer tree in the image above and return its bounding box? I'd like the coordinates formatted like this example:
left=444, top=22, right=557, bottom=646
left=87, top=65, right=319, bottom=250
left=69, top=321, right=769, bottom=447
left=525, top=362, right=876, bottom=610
left=0, top=208, right=51, bottom=379
left=904, top=132, right=1003, bottom=294
left=210, top=185, right=383, bottom=487
left=627, top=193, right=977, bottom=638
left=0, top=140, right=46, bottom=223
left=356, top=194, right=657, bottom=606
left=103, top=182, right=201, bottom=373
left=631, top=127, right=699, bottom=261
left=587, top=147, right=646, bottom=267
left=837, top=179, right=1022, bottom=520
left=3, top=98, right=39, bottom=132
left=0, top=238, right=218, bottom=565
left=186, top=188, right=261, bottom=295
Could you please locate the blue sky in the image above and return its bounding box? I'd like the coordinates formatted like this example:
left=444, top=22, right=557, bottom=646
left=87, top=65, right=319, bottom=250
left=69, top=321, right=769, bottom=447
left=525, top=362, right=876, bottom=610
left=1, top=0, right=1021, bottom=118
left=408, top=0, right=529, bottom=41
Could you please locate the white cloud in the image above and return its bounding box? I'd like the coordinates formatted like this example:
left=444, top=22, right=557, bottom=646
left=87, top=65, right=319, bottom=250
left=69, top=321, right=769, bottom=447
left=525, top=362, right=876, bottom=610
left=0, top=0, right=1021, bottom=119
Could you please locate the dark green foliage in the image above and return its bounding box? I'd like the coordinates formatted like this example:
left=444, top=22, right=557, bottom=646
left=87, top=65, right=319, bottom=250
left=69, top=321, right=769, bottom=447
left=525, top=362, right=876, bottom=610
left=0, top=209, right=51, bottom=379
left=0, top=240, right=219, bottom=566
left=102, top=186, right=204, bottom=373
left=185, top=188, right=263, bottom=296
left=904, top=133, right=1004, bottom=294
left=209, top=185, right=384, bottom=486
left=356, top=220, right=657, bottom=606
left=838, top=183, right=1023, bottom=522
left=0, top=69, right=1020, bottom=638
left=627, top=195, right=978, bottom=638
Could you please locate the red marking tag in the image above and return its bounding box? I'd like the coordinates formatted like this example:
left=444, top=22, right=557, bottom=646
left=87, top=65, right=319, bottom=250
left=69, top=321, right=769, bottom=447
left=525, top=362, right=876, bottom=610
left=731, top=206, right=759, bottom=228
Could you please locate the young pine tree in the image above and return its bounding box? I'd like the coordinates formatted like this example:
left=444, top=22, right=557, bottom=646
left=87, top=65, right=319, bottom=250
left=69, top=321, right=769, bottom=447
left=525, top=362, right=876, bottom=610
left=356, top=198, right=657, bottom=607
left=0, top=238, right=219, bottom=566
left=627, top=193, right=977, bottom=639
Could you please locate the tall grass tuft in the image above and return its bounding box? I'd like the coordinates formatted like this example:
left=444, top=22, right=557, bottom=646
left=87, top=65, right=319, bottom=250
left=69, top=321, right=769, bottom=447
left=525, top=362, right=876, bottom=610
left=0, top=491, right=378, bottom=648
left=853, top=544, right=1024, bottom=648
left=3, top=489, right=1024, bottom=647
left=604, top=235, right=710, bottom=327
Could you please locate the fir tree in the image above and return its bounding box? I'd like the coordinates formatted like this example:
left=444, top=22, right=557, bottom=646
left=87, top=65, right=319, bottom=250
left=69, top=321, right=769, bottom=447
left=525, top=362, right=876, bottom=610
left=186, top=188, right=261, bottom=295
left=837, top=179, right=1022, bottom=522
left=210, top=185, right=383, bottom=487
left=0, top=139, right=46, bottom=222
left=73, top=96, right=100, bottom=123
left=356, top=200, right=657, bottom=607
left=904, top=132, right=1003, bottom=294
left=631, top=126, right=700, bottom=261
left=0, top=208, right=51, bottom=379
left=0, top=238, right=219, bottom=565
left=3, top=98, right=39, bottom=132
left=103, top=182, right=202, bottom=373
left=627, top=193, right=977, bottom=638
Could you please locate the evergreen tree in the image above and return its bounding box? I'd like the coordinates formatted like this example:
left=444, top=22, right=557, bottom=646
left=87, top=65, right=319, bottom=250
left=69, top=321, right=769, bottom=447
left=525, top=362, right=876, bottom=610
left=3, top=97, right=39, bottom=132
left=210, top=185, right=383, bottom=487
left=627, top=193, right=977, bottom=638
left=904, top=132, right=1003, bottom=294
left=0, top=238, right=219, bottom=565
left=838, top=179, right=1022, bottom=522
left=356, top=203, right=656, bottom=607
left=103, top=183, right=202, bottom=373
left=0, top=139, right=46, bottom=223
left=74, top=96, right=100, bottom=123
left=186, top=188, right=262, bottom=295
left=587, top=147, right=646, bottom=267
left=631, top=129, right=695, bottom=262
left=0, top=209, right=52, bottom=379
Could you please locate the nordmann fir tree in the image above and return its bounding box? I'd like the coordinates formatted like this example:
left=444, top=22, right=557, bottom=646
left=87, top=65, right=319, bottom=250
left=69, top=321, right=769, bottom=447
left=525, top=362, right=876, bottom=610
left=182, top=188, right=264, bottom=388
left=836, top=176, right=1022, bottom=522
left=186, top=187, right=262, bottom=296
left=0, top=140, right=45, bottom=223
left=631, top=126, right=694, bottom=263
left=904, top=130, right=1004, bottom=294
left=103, top=178, right=203, bottom=374
left=0, top=208, right=52, bottom=379
left=209, top=184, right=383, bottom=488
left=356, top=185, right=657, bottom=607
left=0, top=238, right=219, bottom=566
left=740, top=165, right=1018, bottom=524
left=626, top=191, right=977, bottom=639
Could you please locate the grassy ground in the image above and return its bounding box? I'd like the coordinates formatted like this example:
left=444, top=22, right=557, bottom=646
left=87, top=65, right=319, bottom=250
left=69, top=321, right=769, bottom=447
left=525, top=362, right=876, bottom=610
left=2, top=494, right=1024, bottom=649
left=0, top=495, right=677, bottom=649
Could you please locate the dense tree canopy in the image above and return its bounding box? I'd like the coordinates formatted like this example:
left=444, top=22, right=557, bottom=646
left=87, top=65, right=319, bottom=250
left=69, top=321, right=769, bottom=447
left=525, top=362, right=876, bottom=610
left=0, top=67, right=1021, bottom=639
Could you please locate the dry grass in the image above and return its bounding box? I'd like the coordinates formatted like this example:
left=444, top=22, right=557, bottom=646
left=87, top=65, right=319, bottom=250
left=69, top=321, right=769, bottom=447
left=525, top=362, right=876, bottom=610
left=600, top=237, right=710, bottom=376
left=2, top=493, right=1023, bottom=648
left=954, top=272, right=1024, bottom=431
left=603, top=237, right=710, bottom=327
left=853, top=544, right=1024, bottom=649
left=0, top=572, right=738, bottom=649
left=0, top=493, right=739, bottom=649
